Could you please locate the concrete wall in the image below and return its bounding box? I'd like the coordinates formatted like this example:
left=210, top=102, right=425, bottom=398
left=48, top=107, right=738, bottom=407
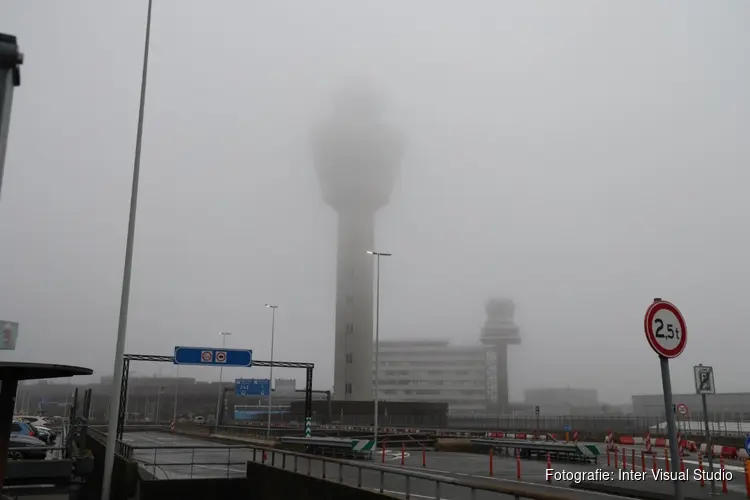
left=80, top=435, right=141, bottom=500
left=138, top=477, right=249, bottom=500
left=135, top=459, right=392, bottom=500
left=245, top=459, right=390, bottom=500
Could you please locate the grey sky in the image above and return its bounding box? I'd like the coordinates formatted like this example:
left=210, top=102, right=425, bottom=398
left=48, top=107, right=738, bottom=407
left=1, top=1, right=748, bottom=404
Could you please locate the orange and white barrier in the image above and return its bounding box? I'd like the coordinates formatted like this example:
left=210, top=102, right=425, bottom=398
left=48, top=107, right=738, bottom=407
left=699, top=443, right=739, bottom=459
left=605, top=432, right=618, bottom=452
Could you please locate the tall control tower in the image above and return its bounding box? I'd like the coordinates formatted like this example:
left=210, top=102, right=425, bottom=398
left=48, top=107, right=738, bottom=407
left=480, top=298, right=521, bottom=414
left=312, top=85, right=404, bottom=401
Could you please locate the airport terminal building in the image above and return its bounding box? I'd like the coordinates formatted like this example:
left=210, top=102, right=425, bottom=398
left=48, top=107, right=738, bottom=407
left=374, top=339, right=490, bottom=414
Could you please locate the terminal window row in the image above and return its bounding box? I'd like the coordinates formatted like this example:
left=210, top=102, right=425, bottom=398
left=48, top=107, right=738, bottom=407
left=380, top=361, right=488, bottom=368
left=380, top=389, right=485, bottom=397
left=380, top=370, right=479, bottom=377
left=379, top=351, right=487, bottom=358
left=376, top=379, right=484, bottom=387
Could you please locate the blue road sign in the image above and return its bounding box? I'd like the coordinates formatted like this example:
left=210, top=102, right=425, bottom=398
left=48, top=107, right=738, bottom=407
left=235, top=378, right=270, bottom=396
left=564, top=425, right=571, bottom=431
left=744, top=436, right=750, bottom=455
left=173, top=346, right=253, bottom=367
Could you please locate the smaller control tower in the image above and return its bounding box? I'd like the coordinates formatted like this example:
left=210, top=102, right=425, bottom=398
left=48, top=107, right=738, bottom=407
left=480, top=298, right=521, bottom=414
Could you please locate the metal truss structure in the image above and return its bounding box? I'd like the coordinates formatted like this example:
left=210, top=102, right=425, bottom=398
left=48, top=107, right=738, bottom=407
left=116, top=354, right=314, bottom=440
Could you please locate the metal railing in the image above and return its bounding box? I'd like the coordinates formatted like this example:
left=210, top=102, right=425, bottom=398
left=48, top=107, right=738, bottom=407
left=113, top=414, right=750, bottom=437
left=208, top=420, right=750, bottom=440
left=125, top=443, right=574, bottom=499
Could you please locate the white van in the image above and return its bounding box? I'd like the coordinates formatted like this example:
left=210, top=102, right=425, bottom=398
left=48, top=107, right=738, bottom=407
left=193, top=416, right=205, bottom=424
left=15, top=415, right=53, bottom=428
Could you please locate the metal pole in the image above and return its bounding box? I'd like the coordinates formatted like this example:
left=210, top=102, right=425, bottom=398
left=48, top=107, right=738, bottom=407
left=215, top=334, right=228, bottom=424
left=702, top=393, right=716, bottom=495
left=373, top=253, right=381, bottom=451
left=659, top=356, right=683, bottom=500
left=155, top=386, right=162, bottom=423
left=266, top=306, right=277, bottom=439
left=101, top=1, right=152, bottom=498
left=0, top=33, right=23, bottom=202
left=172, top=365, right=180, bottom=422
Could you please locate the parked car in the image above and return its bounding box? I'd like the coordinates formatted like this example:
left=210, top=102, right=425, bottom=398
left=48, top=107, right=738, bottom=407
left=31, top=425, right=56, bottom=444
left=10, top=421, right=38, bottom=438
left=8, top=434, right=47, bottom=460
left=15, top=415, right=53, bottom=428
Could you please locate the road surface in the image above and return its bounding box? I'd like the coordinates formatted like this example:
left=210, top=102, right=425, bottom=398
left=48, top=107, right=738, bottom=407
left=123, top=431, right=747, bottom=499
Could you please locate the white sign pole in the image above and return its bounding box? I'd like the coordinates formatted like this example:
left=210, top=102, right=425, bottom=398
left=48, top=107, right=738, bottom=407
left=645, top=298, right=688, bottom=500
left=696, top=364, right=717, bottom=496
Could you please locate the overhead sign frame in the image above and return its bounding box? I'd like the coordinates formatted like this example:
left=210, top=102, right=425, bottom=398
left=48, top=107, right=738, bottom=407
left=173, top=346, right=253, bottom=367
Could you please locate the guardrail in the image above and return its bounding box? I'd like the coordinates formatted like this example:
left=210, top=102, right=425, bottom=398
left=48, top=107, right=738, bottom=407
left=125, top=442, right=580, bottom=499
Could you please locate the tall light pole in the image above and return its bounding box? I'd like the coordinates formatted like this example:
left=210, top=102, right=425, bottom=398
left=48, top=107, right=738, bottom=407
left=367, top=250, right=391, bottom=452
left=215, top=331, right=232, bottom=424
left=172, top=365, right=180, bottom=423
left=264, top=304, right=278, bottom=440
left=155, top=385, right=163, bottom=422
left=101, top=1, right=153, bottom=499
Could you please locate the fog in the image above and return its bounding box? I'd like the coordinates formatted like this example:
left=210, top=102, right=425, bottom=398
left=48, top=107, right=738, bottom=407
left=1, top=1, right=748, bottom=405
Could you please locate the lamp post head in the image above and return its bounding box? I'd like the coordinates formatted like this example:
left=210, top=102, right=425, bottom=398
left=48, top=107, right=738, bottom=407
left=265, top=304, right=279, bottom=309
left=218, top=331, right=232, bottom=336
left=367, top=250, right=392, bottom=257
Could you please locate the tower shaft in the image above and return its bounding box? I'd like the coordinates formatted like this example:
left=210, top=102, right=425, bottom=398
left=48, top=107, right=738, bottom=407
left=494, top=343, right=509, bottom=414
left=333, top=211, right=375, bottom=401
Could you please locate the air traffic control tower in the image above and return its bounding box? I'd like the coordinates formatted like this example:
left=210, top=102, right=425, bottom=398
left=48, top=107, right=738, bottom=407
left=312, top=86, right=404, bottom=401
left=480, top=298, right=521, bottom=414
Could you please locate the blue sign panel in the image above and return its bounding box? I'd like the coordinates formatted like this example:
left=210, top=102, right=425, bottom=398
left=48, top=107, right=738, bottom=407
left=744, top=436, right=750, bottom=456
left=564, top=425, right=571, bottom=431
left=236, top=378, right=270, bottom=396
left=173, top=346, right=253, bottom=367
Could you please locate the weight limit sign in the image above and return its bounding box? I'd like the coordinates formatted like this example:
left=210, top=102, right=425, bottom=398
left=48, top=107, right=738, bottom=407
left=644, top=300, right=687, bottom=358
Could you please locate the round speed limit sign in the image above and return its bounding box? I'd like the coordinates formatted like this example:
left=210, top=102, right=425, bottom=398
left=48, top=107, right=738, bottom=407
left=644, top=299, right=687, bottom=358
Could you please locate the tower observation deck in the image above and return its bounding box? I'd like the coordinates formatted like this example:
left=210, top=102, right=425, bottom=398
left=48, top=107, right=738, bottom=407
left=312, top=85, right=404, bottom=401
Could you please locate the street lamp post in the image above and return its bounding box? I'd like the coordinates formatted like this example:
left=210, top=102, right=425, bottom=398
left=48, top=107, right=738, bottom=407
left=367, top=250, right=391, bottom=452
left=155, top=386, right=163, bottom=423
left=101, top=1, right=153, bottom=499
left=215, top=331, right=232, bottom=424
left=265, top=304, right=278, bottom=440
left=172, top=365, right=180, bottom=423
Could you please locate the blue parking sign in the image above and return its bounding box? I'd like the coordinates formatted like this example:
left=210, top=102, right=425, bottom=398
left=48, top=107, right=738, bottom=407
left=564, top=425, right=571, bottom=431
left=744, top=436, right=750, bottom=455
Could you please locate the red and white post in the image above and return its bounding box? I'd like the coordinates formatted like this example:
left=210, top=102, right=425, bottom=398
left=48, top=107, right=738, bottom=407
left=546, top=453, right=552, bottom=483
left=516, top=449, right=521, bottom=480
